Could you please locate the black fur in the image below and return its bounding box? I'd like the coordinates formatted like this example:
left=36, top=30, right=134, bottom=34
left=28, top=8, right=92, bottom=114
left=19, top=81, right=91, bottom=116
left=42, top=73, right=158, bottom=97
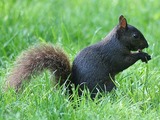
left=71, top=15, right=151, bottom=98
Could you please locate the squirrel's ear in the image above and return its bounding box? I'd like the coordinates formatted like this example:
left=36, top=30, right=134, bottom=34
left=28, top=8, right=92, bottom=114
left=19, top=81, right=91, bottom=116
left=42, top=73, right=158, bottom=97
left=119, top=15, right=127, bottom=29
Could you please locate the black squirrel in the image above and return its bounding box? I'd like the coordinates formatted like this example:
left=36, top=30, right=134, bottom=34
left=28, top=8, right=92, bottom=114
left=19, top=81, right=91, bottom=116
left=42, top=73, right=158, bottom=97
left=6, top=15, right=151, bottom=98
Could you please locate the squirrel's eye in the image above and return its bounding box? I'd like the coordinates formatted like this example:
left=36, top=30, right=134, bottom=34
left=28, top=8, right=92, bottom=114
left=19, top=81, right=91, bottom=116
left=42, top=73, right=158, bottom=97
left=133, top=34, right=139, bottom=39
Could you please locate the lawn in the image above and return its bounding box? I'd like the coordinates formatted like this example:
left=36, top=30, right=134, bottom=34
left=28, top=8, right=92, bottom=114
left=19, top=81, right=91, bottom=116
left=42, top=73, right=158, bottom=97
left=0, top=0, right=160, bottom=120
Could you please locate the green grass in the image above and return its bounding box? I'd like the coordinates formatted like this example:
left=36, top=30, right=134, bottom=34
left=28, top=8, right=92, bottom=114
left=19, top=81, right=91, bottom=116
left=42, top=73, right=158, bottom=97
left=0, top=0, right=160, bottom=119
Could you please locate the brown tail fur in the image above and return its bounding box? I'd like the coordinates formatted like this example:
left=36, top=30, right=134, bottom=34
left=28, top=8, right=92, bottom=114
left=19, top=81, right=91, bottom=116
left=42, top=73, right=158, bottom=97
left=6, top=44, right=71, bottom=91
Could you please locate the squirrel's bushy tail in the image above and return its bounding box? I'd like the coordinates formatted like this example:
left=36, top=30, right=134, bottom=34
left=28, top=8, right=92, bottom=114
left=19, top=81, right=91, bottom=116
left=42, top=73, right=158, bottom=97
left=6, top=44, right=71, bottom=91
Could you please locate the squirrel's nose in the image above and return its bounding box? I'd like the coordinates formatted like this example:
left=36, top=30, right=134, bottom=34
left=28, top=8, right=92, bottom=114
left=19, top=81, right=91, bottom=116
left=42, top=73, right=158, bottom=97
left=145, top=41, right=149, bottom=48
left=141, top=40, right=149, bottom=48
left=139, top=40, right=148, bottom=49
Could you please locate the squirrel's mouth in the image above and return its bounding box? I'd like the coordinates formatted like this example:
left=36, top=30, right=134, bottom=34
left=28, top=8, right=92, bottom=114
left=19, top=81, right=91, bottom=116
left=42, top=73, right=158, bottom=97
left=130, top=43, right=148, bottom=53
left=131, top=49, right=142, bottom=53
left=130, top=44, right=149, bottom=53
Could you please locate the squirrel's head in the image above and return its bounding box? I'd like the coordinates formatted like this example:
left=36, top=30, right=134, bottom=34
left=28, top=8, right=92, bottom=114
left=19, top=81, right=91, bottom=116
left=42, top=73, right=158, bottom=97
left=116, top=15, right=149, bottom=52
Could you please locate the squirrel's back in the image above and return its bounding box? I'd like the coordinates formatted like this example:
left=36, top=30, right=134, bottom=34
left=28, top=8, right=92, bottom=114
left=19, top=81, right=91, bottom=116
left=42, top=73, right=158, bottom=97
left=6, top=44, right=71, bottom=90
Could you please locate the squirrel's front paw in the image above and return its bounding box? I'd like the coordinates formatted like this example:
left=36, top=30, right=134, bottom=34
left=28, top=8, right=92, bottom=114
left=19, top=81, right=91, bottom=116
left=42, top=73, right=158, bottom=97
left=138, top=52, right=151, bottom=63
